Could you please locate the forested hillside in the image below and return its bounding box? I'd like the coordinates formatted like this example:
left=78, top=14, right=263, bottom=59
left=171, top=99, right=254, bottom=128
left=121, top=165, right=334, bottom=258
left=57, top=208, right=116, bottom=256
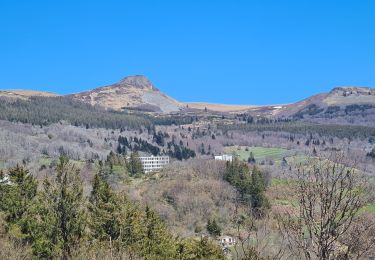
left=0, top=96, right=152, bottom=129
left=0, top=157, right=224, bottom=259
left=0, top=89, right=374, bottom=259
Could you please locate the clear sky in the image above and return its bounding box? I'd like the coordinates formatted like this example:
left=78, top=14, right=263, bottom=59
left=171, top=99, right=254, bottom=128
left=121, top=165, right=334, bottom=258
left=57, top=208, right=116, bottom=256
left=1, top=1, right=374, bottom=105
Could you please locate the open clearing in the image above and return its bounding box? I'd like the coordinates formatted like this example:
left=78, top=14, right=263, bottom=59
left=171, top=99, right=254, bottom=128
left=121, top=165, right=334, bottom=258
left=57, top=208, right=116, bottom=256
left=224, top=146, right=290, bottom=163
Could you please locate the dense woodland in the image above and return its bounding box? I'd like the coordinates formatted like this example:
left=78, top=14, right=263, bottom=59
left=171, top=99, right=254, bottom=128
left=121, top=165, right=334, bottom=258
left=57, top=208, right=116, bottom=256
left=0, top=158, right=224, bottom=259
left=0, top=96, right=152, bottom=129
left=219, top=121, right=375, bottom=140
left=0, top=96, right=375, bottom=259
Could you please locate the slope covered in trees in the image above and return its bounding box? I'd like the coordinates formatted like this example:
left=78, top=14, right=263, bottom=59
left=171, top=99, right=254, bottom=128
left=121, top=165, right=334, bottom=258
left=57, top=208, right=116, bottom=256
left=0, top=157, right=224, bottom=259
left=0, top=96, right=152, bottom=129
left=219, top=121, right=375, bottom=139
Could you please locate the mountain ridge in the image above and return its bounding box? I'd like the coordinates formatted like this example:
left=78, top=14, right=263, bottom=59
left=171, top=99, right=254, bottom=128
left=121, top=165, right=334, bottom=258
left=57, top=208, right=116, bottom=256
left=0, top=76, right=374, bottom=115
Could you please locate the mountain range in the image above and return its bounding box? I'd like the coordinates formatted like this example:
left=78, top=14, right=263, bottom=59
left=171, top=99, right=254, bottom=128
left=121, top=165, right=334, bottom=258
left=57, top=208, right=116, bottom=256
left=1, top=75, right=375, bottom=117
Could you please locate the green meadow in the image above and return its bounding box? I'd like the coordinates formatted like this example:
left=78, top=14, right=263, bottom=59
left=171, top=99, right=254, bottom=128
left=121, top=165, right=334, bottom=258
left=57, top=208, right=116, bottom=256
left=224, top=146, right=290, bottom=163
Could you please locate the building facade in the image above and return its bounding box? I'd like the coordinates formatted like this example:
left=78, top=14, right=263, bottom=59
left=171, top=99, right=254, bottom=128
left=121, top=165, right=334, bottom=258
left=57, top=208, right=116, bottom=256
left=139, top=156, right=170, bottom=173
left=214, top=154, right=233, bottom=162
left=0, top=174, right=10, bottom=185
left=217, top=235, right=236, bottom=247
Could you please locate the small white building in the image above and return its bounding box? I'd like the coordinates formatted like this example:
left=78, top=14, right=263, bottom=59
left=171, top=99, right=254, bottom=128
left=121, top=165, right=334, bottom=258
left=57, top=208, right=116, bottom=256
left=217, top=235, right=236, bottom=247
left=139, top=156, right=169, bottom=173
left=0, top=174, right=10, bottom=185
left=214, top=154, right=233, bottom=162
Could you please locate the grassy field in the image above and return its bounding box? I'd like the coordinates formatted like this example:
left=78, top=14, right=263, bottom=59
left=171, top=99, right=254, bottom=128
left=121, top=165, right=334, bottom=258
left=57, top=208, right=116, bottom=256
left=363, top=204, right=375, bottom=215
left=224, top=146, right=290, bottom=163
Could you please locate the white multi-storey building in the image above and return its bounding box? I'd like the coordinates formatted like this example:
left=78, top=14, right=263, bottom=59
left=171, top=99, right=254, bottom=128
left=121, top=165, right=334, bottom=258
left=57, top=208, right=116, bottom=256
left=214, top=154, right=233, bottom=162
left=139, top=156, right=170, bottom=173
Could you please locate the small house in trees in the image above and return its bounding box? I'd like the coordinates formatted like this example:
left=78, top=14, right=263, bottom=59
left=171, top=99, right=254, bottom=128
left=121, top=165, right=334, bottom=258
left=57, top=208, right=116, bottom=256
left=217, top=235, right=236, bottom=247
left=0, top=174, right=10, bottom=185
left=214, top=154, right=233, bottom=162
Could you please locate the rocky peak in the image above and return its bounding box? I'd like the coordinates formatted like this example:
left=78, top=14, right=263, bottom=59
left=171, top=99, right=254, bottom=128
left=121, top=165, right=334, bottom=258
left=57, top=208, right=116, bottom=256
left=329, top=86, right=375, bottom=96
left=118, top=75, right=158, bottom=91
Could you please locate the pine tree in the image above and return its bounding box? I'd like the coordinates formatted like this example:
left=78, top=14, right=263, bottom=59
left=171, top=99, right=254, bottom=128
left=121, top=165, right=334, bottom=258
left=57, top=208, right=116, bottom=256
left=247, top=152, right=256, bottom=163
left=206, top=219, right=221, bottom=236
left=0, top=165, right=37, bottom=224
left=141, top=206, right=177, bottom=259
left=127, top=152, right=144, bottom=176
left=89, top=173, right=121, bottom=242
left=23, top=156, right=86, bottom=259
left=178, top=236, right=225, bottom=260
left=250, top=166, right=269, bottom=213
left=224, top=161, right=269, bottom=216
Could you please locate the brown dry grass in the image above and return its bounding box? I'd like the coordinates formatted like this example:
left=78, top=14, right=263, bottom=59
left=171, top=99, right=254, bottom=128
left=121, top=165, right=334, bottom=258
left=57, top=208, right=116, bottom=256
left=185, top=102, right=255, bottom=112
left=0, top=90, right=59, bottom=99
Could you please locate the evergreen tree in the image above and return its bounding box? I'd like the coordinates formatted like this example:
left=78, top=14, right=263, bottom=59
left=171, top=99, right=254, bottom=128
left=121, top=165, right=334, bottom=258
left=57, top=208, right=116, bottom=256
left=23, top=156, right=86, bottom=259
left=127, top=152, right=144, bottom=176
left=206, top=219, right=221, bottom=236
left=178, top=236, right=225, bottom=260
left=224, top=160, right=269, bottom=216
left=249, top=166, right=269, bottom=213
left=0, top=165, right=37, bottom=224
left=247, top=152, right=256, bottom=163
left=89, top=173, right=121, bottom=242
left=141, top=206, right=177, bottom=259
left=367, top=147, right=375, bottom=158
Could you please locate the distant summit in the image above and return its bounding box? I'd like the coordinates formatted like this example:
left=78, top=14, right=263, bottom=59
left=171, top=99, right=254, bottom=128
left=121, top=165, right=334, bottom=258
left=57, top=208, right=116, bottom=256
left=329, top=86, right=375, bottom=96
left=71, top=75, right=181, bottom=113
left=118, top=75, right=158, bottom=91
left=1, top=77, right=374, bottom=116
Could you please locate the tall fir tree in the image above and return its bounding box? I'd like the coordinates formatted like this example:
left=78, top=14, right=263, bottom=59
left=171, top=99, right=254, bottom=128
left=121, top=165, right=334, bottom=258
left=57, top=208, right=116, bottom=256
left=23, top=156, right=86, bottom=259
left=89, top=172, right=121, bottom=243
left=141, top=206, right=177, bottom=259
left=127, top=151, right=144, bottom=176
left=0, top=165, right=37, bottom=224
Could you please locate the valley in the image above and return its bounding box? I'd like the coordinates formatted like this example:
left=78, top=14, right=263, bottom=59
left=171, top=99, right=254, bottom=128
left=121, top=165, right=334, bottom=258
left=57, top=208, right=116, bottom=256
left=0, top=76, right=375, bottom=259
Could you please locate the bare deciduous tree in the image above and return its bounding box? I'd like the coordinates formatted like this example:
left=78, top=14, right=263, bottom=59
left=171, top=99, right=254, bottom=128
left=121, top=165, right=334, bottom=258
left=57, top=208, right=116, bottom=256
left=278, top=155, right=373, bottom=259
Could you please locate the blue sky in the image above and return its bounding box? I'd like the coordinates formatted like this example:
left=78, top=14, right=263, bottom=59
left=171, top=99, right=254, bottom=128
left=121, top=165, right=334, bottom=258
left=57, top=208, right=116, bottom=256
left=1, top=1, right=374, bottom=105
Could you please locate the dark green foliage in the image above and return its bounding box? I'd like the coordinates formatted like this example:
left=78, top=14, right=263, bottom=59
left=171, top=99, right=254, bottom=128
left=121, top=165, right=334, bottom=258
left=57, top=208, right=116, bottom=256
left=367, top=148, right=375, bottom=158
left=224, top=159, right=252, bottom=200
left=167, top=143, right=196, bottom=160
left=133, top=138, right=161, bottom=156
left=177, top=236, right=225, bottom=260
left=0, top=161, right=225, bottom=259
left=219, top=122, right=375, bottom=140
left=127, top=152, right=144, bottom=176
left=248, top=152, right=256, bottom=163
left=119, top=135, right=161, bottom=156
left=224, top=159, right=269, bottom=215
left=294, top=104, right=325, bottom=118
left=141, top=206, right=178, bottom=259
left=249, top=166, right=269, bottom=211
left=89, top=173, right=121, bottom=242
left=345, top=104, right=374, bottom=114
left=150, top=115, right=194, bottom=126
left=206, top=219, right=221, bottom=236
left=0, top=166, right=37, bottom=225
left=24, top=156, right=86, bottom=259
left=153, top=131, right=166, bottom=146
left=0, top=96, right=151, bottom=129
